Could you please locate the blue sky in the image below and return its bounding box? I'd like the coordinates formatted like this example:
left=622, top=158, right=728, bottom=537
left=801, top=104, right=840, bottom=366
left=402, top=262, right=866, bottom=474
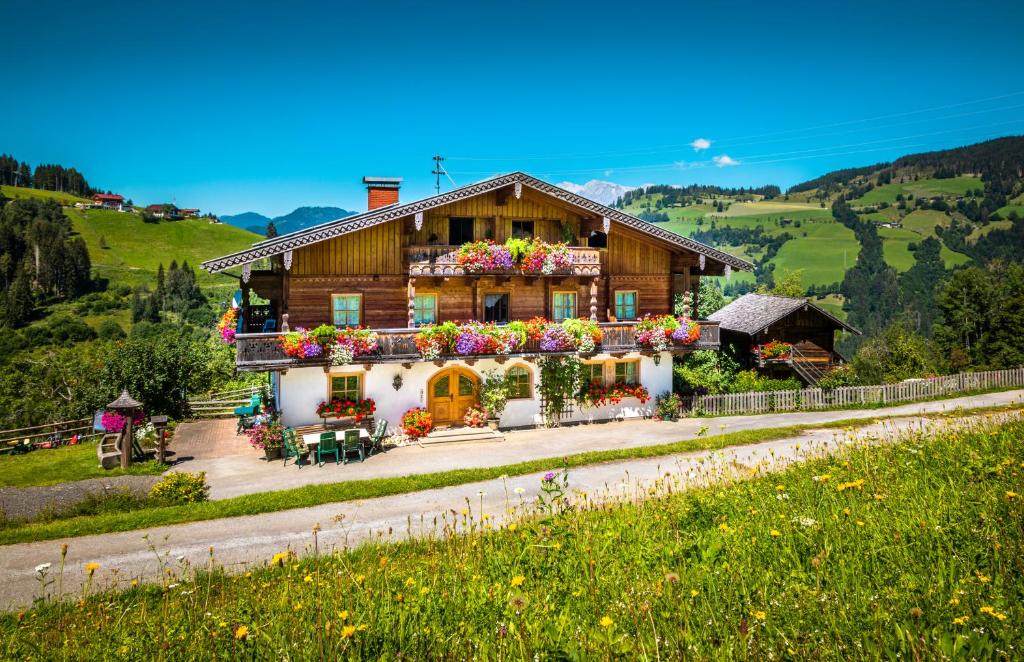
left=2, top=0, right=1023, bottom=216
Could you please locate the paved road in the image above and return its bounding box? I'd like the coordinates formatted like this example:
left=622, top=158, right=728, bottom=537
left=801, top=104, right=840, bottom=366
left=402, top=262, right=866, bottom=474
left=177, top=390, right=1023, bottom=500
left=0, top=392, right=1020, bottom=611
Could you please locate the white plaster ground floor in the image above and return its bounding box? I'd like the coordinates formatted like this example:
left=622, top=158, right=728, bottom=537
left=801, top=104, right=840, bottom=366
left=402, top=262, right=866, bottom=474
left=275, top=351, right=674, bottom=430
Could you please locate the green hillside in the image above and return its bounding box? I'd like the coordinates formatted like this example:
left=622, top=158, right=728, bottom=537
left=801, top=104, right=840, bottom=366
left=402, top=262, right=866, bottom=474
left=1, top=184, right=90, bottom=206
left=66, top=207, right=259, bottom=295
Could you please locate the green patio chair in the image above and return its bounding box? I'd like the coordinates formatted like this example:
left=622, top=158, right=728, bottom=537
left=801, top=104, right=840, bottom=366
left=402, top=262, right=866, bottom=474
left=282, top=427, right=304, bottom=468
left=317, top=431, right=340, bottom=466
left=234, top=393, right=262, bottom=417
left=342, top=429, right=364, bottom=464
left=368, top=419, right=387, bottom=456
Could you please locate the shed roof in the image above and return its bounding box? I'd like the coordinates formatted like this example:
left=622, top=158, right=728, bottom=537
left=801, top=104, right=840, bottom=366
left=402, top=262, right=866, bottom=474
left=200, top=172, right=754, bottom=273
left=708, top=293, right=860, bottom=336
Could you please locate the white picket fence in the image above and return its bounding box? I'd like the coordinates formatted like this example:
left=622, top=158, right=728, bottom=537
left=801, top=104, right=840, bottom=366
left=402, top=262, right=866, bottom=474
left=689, top=367, right=1024, bottom=417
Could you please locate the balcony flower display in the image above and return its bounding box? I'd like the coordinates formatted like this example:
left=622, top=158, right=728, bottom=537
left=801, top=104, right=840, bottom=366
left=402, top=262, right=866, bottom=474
left=521, top=240, right=572, bottom=274
left=401, top=407, right=433, bottom=439
left=456, top=240, right=515, bottom=272
left=316, top=397, right=376, bottom=421
left=538, top=326, right=574, bottom=352
left=635, top=315, right=699, bottom=351
left=579, top=381, right=651, bottom=408
left=455, top=238, right=573, bottom=274
left=217, top=307, right=238, bottom=344
left=754, top=340, right=793, bottom=360
left=415, top=321, right=524, bottom=359
left=279, top=325, right=379, bottom=364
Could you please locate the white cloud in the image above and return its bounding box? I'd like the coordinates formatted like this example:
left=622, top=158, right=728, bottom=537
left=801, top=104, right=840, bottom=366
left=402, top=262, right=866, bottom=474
left=713, top=154, right=741, bottom=167
left=603, top=169, right=614, bottom=177
left=690, top=138, right=712, bottom=151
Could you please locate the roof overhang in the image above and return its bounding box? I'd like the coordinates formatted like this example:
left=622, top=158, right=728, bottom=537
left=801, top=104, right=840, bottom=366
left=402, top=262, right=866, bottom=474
left=201, top=172, right=754, bottom=274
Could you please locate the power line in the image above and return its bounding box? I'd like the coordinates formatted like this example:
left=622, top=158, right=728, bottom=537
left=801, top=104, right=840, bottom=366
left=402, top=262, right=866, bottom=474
left=445, top=90, right=1024, bottom=163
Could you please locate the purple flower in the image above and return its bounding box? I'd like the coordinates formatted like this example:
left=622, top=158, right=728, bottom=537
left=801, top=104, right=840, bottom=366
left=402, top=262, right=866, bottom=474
left=539, top=327, right=573, bottom=352
left=542, top=471, right=556, bottom=482
left=302, top=342, right=323, bottom=358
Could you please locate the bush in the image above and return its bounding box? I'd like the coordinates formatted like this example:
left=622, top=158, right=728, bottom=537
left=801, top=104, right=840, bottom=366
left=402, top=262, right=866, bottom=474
left=727, top=370, right=802, bottom=393
left=479, top=371, right=511, bottom=418
left=817, top=365, right=859, bottom=389
left=149, top=471, right=209, bottom=505
left=96, top=319, right=126, bottom=340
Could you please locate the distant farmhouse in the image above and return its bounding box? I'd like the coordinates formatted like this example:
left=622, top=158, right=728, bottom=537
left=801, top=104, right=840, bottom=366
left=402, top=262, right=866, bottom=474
left=91, top=193, right=127, bottom=211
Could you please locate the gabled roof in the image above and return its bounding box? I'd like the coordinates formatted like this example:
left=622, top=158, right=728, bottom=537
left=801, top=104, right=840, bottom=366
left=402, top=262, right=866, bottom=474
left=708, top=293, right=860, bottom=335
left=200, top=172, right=753, bottom=273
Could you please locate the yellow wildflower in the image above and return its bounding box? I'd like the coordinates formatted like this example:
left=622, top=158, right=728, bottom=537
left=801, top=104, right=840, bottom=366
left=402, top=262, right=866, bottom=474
left=354, top=574, right=365, bottom=584
left=234, top=625, right=249, bottom=641
left=837, top=479, right=865, bottom=492
left=405, top=578, right=416, bottom=588
left=948, top=597, right=960, bottom=606
left=976, top=572, right=991, bottom=584
left=980, top=606, right=1007, bottom=621
left=690, top=589, right=699, bottom=597
left=84, top=563, right=100, bottom=574
left=379, top=556, right=389, bottom=569
left=753, top=610, right=767, bottom=621
left=1007, top=491, right=1018, bottom=500
left=952, top=615, right=970, bottom=625
left=856, top=520, right=865, bottom=527
left=270, top=552, right=291, bottom=567
left=718, top=522, right=733, bottom=534
left=338, top=610, right=349, bottom=621
left=770, top=530, right=782, bottom=538
left=511, top=575, right=525, bottom=587
left=303, top=574, right=313, bottom=583
left=508, top=523, right=517, bottom=532
left=600, top=616, right=614, bottom=628
left=775, top=484, right=786, bottom=492
left=341, top=625, right=357, bottom=638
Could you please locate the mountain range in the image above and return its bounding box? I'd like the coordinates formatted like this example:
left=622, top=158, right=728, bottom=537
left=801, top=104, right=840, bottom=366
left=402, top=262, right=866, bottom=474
left=556, top=180, right=638, bottom=205
left=220, top=206, right=357, bottom=236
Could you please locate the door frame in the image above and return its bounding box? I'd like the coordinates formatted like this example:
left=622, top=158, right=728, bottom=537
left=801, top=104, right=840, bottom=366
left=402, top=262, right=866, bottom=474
left=427, top=366, right=480, bottom=427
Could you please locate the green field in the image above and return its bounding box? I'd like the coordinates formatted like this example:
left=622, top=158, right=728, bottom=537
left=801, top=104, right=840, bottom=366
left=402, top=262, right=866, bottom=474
left=1, top=184, right=91, bottom=206
left=850, top=176, right=981, bottom=207
left=771, top=221, right=859, bottom=286
left=6, top=415, right=1021, bottom=658
left=968, top=219, right=1013, bottom=243
left=67, top=208, right=259, bottom=294
left=878, top=227, right=972, bottom=271
left=813, top=293, right=846, bottom=319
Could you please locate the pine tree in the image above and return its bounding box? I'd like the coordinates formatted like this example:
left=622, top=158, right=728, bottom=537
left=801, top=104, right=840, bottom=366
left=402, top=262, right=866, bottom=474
left=4, top=268, right=34, bottom=327
left=131, top=291, right=145, bottom=323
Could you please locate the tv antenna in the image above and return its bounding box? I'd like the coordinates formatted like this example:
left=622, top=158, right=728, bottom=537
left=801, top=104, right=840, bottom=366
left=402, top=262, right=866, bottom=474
left=431, top=155, right=456, bottom=194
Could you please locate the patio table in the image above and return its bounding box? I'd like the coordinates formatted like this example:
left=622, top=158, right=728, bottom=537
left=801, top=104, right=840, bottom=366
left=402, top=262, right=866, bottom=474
left=302, top=428, right=370, bottom=450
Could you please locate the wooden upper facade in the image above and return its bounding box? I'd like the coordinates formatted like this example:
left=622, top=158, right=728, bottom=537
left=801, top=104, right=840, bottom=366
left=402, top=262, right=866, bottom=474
left=203, top=173, right=752, bottom=340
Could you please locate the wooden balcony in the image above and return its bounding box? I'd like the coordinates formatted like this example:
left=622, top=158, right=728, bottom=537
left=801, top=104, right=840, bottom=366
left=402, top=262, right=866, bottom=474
left=234, top=321, right=720, bottom=371
left=405, top=245, right=602, bottom=277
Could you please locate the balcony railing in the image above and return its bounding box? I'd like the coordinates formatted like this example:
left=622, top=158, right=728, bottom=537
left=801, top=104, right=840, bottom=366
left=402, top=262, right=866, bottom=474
left=405, top=245, right=602, bottom=277
left=234, top=321, right=720, bottom=370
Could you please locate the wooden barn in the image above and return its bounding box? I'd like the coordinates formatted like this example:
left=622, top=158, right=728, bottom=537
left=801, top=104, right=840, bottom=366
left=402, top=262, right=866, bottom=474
left=708, top=293, right=860, bottom=384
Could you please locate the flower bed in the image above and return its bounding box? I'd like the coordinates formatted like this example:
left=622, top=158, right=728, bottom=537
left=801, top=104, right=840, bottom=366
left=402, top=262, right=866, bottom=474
left=101, top=410, right=145, bottom=433
left=414, top=318, right=601, bottom=359
left=456, top=239, right=573, bottom=274
left=755, top=340, right=793, bottom=360
left=401, top=407, right=433, bottom=439
left=315, top=398, right=375, bottom=421
left=635, top=315, right=700, bottom=351
left=579, top=381, right=651, bottom=408
left=279, top=325, right=379, bottom=365
left=217, top=308, right=238, bottom=344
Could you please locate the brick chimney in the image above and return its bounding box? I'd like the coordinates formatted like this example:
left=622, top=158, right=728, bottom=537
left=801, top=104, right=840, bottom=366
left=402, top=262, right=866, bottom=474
left=363, top=176, right=402, bottom=210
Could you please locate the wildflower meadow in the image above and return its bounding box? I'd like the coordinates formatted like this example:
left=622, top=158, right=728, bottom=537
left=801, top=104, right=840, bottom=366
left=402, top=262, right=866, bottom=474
left=2, top=415, right=1022, bottom=660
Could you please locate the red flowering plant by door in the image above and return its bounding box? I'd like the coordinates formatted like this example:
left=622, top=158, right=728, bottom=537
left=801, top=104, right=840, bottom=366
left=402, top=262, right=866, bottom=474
left=401, top=407, right=434, bottom=439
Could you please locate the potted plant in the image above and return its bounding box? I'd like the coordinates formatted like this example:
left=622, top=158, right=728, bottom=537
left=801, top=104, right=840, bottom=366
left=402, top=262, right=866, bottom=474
left=315, top=397, right=375, bottom=426
left=245, top=420, right=285, bottom=460
left=463, top=405, right=489, bottom=428
left=401, top=407, right=433, bottom=439
left=479, top=371, right=511, bottom=430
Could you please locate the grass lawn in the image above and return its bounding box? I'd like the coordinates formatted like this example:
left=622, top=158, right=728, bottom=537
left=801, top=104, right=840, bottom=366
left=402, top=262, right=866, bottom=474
left=851, top=176, right=980, bottom=206
left=0, top=185, right=90, bottom=206
left=812, top=293, right=846, bottom=319
left=6, top=414, right=1021, bottom=658
left=0, top=441, right=164, bottom=488
left=66, top=207, right=258, bottom=294
left=771, top=221, right=859, bottom=286
left=899, top=209, right=951, bottom=237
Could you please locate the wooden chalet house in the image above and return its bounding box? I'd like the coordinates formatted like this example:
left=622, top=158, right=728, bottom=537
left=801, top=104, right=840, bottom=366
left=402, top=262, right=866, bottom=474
left=708, top=293, right=860, bottom=385
left=202, top=173, right=751, bottom=430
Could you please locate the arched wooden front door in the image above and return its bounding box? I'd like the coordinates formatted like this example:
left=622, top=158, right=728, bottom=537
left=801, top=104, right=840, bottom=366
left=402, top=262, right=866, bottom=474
left=427, top=367, right=479, bottom=426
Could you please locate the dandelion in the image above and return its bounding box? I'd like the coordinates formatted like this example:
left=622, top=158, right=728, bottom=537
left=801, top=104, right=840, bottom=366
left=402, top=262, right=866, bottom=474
left=980, top=606, right=1008, bottom=621
left=304, top=574, right=313, bottom=583
left=84, top=563, right=100, bottom=575
left=510, top=575, right=525, bottom=587
left=775, top=484, right=786, bottom=492
left=1007, top=491, right=1018, bottom=500
left=690, top=589, right=699, bottom=597
left=948, top=597, right=960, bottom=606
left=856, top=520, right=865, bottom=527
left=508, top=523, right=517, bottom=532
left=718, top=522, right=733, bottom=534
left=770, top=530, right=782, bottom=538
left=976, top=571, right=991, bottom=584
left=509, top=593, right=529, bottom=612
left=600, top=616, right=614, bottom=628
left=514, top=487, right=525, bottom=495
left=753, top=610, right=767, bottom=621
left=379, top=556, right=389, bottom=569
left=837, top=479, right=865, bottom=492
left=405, top=578, right=416, bottom=588
left=952, top=615, right=970, bottom=625
left=812, top=474, right=830, bottom=482
left=270, top=552, right=291, bottom=567
left=234, top=625, right=248, bottom=641
left=338, top=610, right=349, bottom=621
left=341, top=625, right=357, bottom=638
left=355, top=574, right=365, bottom=584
